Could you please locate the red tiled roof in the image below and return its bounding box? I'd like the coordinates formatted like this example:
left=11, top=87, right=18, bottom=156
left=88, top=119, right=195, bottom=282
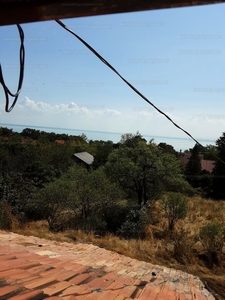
left=201, top=160, right=215, bottom=173
left=0, top=231, right=215, bottom=300
left=55, top=140, right=65, bottom=145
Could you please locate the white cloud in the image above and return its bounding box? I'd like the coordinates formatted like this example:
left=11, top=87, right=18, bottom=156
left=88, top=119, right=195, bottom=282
left=0, top=96, right=222, bottom=145
left=105, top=109, right=121, bottom=116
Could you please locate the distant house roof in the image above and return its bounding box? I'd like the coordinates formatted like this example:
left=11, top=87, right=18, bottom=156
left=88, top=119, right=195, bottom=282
left=201, top=159, right=215, bottom=173
left=73, top=152, right=94, bottom=165
left=179, top=152, right=191, bottom=165
left=55, top=139, right=65, bottom=145
left=179, top=152, right=215, bottom=173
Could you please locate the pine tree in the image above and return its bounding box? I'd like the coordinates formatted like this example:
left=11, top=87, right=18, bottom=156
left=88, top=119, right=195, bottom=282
left=185, top=144, right=202, bottom=188
left=212, top=133, right=225, bottom=199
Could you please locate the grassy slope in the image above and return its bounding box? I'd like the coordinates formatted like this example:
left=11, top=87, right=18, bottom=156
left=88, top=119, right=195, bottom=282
left=13, top=196, right=225, bottom=299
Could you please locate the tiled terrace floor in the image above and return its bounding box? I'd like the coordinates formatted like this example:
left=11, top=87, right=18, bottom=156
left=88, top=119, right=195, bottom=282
left=0, top=231, right=215, bottom=300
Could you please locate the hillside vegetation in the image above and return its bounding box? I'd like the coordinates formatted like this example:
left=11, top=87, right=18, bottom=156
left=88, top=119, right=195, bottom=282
left=12, top=196, right=225, bottom=299
left=0, top=127, right=225, bottom=299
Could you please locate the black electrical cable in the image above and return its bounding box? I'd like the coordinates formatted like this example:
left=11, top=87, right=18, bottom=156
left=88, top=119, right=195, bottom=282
left=55, top=20, right=201, bottom=145
left=56, top=19, right=225, bottom=165
left=0, top=24, right=25, bottom=112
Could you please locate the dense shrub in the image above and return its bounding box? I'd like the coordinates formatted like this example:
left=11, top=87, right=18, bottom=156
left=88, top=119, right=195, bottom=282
left=0, top=201, right=12, bottom=230
left=161, top=192, right=188, bottom=230
left=199, top=223, right=225, bottom=267
left=117, top=205, right=150, bottom=239
left=168, top=229, right=198, bottom=264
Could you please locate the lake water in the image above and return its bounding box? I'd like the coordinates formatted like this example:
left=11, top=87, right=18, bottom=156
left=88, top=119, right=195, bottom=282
left=0, top=123, right=216, bottom=152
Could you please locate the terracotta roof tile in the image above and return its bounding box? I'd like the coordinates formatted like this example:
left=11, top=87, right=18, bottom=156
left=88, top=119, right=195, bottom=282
left=0, top=230, right=216, bottom=300
left=42, top=281, right=73, bottom=296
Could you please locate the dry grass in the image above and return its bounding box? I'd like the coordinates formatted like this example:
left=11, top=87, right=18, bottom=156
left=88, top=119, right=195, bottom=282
left=12, top=196, right=225, bottom=299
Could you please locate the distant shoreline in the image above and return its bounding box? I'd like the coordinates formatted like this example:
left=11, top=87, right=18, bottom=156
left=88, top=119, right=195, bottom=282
left=0, top=123, right=216, bottom=151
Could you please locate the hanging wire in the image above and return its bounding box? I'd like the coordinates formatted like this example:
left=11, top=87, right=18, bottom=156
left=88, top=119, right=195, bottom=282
left=56, top=19, right=200, bottom=143
left=0, top=24, right=25, bottom=112
left=55, top=19, right=225, bottom=165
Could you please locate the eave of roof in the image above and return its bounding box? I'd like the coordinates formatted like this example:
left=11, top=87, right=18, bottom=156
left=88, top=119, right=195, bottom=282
left=0, top=0, right=224, bottom=26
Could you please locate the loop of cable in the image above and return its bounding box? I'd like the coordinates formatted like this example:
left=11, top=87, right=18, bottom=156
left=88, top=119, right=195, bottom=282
left=0, top=24, right=25, bottom=112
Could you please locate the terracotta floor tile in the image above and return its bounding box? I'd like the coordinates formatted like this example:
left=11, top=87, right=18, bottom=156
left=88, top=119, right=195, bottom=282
left=161, top=285, right=175, bottom=296
left=149, top=290, right=161, bottom=300
left=43, top=281, right=72, bottom=296
left=38, top=257, right=61, bottom=266
left=70, top=295, right=90, bottom=300
left=54, top=262, right=87, bottom=273
left=145, top=284, right=161, bottom=294
left=0, top=283, right=22, bottom=297
left=0, top=268, right=25, bottom=279
left=24, top=276, right=57, bottom=289
left=1, top=258, right=28, bottom=268
left=91, top=291, right=120, bottom=300
left=111, top=295, right=125, bottom=300
left=60, top=283, right=91, bottom=297
left=157, top=292, right=173, bottom=300
left=13, top=252, right=38, bottom=259
left=12, top=274, right=41, bottom=285
left=78, top=291, right=105, bottom=300
left=138, top=287, right=152, bottom=300
left=0, top=254, right=16, bottom=262
left=178, top=293, right=186, bottom=300
left=8, top=289, right=44, bottom=300
left=106, top=280, right=125, bottom=294
left=88, top=277, right=113, bottom=290
left=44, top=297, right=62, bottom=300
left=39, top=267, right=63, bottom=278
left=195, top=295, right=207, bottom=300
left=68, top=273, right=92, bottom=285
left=15, top=262, right=41, bottom=270
left=118, top=285, right=139, bottom=298
left=116, top=276, right=133, bottom=286
left=102, top=272, right=119, bottom=281
left=56, top=270, right=78, bottom=281
left=0, top=232, right=216, bottom=300
left=0, top=265, right=14, bottom=273
left=27, top=264, right=53, bottom=274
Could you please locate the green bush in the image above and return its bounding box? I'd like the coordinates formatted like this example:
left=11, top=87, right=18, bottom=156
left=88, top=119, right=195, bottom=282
left=0, top=201, right=12, bottom=230
left=168, top=229, right=198, bottom=265
left=161, top=192, right=188, bottom=230
left=199, top=223, right=225, bottom=267
left=100, top=202, right=129, bottom=234
left=117, top=205, right=150, bottom=239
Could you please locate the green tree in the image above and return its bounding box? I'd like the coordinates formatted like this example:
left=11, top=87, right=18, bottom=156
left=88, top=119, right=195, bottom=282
left=120, top=131, right=147, bottom=147
left=184, top=144, right=215, bottom=196
left=158, top=142, right=177, bottom=157
left=161, top=192, right=188, bottom=230
left=199, top=223, right=225, bottom=267
left=105, top=133, right=188, bottom=206
left=35, top=178, right=72, bottom=231
left=0, top=127, right=13, bottom=137
left=66, top=166, right=122, bottom=233
left=202, top=144, right=218, bottom=160
left=212, top=132, right=225, bottom=198
left=90, top=140, right=114, bottom=169
left=21, top=128, right=41, bottom=140
left=185, top=144, right=202, bottom=177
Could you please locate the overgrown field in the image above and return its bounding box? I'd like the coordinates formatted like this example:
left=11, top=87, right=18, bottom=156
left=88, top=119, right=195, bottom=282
left=12, top=196, right=225, bottom=299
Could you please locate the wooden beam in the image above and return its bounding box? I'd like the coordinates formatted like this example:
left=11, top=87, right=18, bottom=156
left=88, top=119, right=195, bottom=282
left=0, top=0, right=224, bottom=26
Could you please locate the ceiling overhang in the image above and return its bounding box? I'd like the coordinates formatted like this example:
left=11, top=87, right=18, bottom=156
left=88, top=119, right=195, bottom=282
left=0, top=0, right=225, bottom=26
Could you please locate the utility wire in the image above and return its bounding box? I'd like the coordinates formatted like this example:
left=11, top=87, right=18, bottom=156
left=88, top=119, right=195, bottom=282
left=55, top=20, right=200, bottom=143
left=56, top=19, right=224, bottom=165
left=0, top=24, right=25, bottom=112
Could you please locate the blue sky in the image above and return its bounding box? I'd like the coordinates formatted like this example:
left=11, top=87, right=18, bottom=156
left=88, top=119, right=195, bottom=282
left=0, top=3, right=225, bottom=147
